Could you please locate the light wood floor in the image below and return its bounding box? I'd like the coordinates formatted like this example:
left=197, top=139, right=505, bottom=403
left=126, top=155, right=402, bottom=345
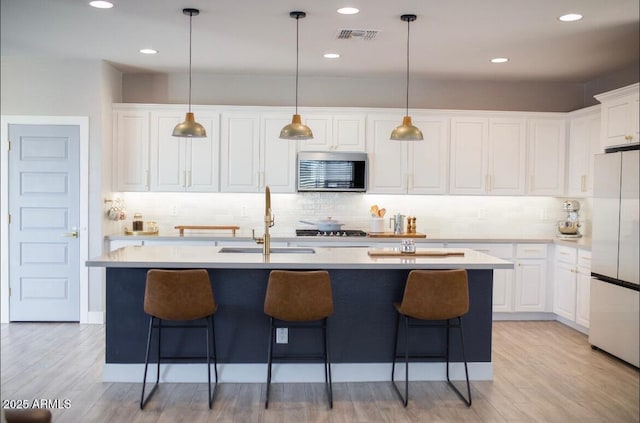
left=1, top=321, right=638, bottom=422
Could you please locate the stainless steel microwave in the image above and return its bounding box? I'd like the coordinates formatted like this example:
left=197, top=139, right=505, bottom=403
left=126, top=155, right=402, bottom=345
left=297, top=151, right=368, bottom=192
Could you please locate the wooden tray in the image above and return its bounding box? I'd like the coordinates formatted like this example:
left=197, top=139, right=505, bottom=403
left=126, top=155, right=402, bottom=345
left=174, top=225, right=240, bottom=236
left=367, top=232, right=427, bottom=238
left=367, top=249, right=464, bottom=257
left=124, top=228, right=159, bottom=236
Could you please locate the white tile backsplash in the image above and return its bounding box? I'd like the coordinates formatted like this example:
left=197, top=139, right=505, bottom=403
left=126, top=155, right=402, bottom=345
left=112, top=192, right=590, bottom=238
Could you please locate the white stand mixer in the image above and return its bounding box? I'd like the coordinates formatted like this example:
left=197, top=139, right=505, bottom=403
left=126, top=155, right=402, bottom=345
left=557, top=200, right=582, bottom=238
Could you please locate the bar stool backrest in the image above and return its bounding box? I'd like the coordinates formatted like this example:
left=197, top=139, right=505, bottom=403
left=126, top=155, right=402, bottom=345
left=264, top=270, right=334, bottom=321
left=397, top=269, right=469, bottom=320
left=144, top=269, right=217, bottom=321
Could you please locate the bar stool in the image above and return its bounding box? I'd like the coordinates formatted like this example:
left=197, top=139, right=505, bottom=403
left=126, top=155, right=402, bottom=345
left=391, top=269, right=472, bottom=407
left=4, top=409, right=51, bottom=423
left=263, top=270, right=334, bottom=409
left=140, top=269, right=218, bottom=409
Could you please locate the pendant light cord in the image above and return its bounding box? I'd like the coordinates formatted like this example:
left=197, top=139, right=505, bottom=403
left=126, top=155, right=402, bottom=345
left=188, top=11, right=193, bottom=113
left=295, top=15, right=300, bottom=115
left=405, top=18, right=410, bottom=116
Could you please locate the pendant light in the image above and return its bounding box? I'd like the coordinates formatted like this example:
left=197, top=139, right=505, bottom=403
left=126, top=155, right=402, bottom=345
left=390, top=14, right=423, bottom=141
left=280, top=11, right=313, bottom=140
left=172, top=8, right=207, bottom=138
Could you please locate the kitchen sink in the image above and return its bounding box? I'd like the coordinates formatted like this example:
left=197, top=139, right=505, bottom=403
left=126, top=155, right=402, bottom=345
left=218, top=247, right=316, bottom=254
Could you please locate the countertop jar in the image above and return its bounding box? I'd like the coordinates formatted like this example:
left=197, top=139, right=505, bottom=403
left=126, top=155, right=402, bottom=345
left=132, top=213, right=143, bottom=231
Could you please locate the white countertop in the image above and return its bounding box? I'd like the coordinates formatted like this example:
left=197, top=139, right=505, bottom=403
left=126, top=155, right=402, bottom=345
left=87, top=245, right=514, bottom=270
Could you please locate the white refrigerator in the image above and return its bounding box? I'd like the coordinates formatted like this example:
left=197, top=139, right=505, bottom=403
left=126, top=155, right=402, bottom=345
left=590, top=145, right=639, bottom=367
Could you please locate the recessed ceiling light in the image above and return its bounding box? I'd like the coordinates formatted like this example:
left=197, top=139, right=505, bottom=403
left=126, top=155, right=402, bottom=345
left=89, top=1, right=113, bottom=9
left=337, top=7, right=359, bottom=15
left=559, top=13, right=583, bottom=22
left=139, top=48, right=158, bottom=55
left=491, top=57, right=509, bottom=64
left=323, top=53, right=340, bottom=59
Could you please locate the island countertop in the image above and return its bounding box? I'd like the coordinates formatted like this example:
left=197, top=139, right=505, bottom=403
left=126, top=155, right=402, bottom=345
left=86, top=245, right=514, bottom=270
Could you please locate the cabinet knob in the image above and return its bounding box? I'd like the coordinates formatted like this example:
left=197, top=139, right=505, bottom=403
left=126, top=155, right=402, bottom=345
left=624, top=135, right=633, bottom=141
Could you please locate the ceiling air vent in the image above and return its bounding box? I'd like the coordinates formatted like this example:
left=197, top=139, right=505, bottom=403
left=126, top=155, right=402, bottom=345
left=336, top=29, right=379, bottom=41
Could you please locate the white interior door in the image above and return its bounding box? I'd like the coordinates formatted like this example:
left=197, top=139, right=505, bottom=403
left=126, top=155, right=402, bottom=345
left=8, top=124, right=80, bottom=321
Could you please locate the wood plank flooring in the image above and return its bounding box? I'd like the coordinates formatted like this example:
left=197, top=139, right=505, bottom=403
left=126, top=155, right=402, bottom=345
left=1, top=321, right=638, bottom=422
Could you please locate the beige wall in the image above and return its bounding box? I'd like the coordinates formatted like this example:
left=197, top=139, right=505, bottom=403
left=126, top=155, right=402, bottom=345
left=122, top=62, right=639, bottom=112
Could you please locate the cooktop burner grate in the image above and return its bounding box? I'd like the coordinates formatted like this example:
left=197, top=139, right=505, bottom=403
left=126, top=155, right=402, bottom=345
left=296, top=229, right=367, bottom=237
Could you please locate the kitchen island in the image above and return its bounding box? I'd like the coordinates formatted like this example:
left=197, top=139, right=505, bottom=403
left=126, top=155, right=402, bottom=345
left=87, top=246, right=513, bottom=383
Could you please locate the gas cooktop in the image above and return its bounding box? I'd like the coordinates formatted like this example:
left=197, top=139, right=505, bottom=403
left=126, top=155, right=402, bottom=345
left=296, top=229, right=367, bottom=237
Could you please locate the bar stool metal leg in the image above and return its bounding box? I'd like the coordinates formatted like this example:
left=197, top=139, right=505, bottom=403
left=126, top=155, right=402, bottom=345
left=322, top=317, right=333, bottom=408
left=445, top=317, right=472, bottom=406
left=265, top=317, right=275, bottom=409
left=206, top=315, right=218, bottom=409
left=391, top=312, right=410, bottom=407
left=140, top=316, right=160, bottom=409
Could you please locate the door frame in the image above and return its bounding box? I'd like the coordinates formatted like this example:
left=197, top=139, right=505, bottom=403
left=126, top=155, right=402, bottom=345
left=1, top=116, right=89, bottom=323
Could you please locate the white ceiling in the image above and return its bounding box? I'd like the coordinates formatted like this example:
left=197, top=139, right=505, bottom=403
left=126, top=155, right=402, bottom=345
left=1, top=0, right=638, bottom=82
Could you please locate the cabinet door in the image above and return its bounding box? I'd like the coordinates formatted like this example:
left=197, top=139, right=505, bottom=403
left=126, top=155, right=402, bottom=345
left=487, top=118, right=526, bottom=195
left=450, top=117, right=488, bottom=194
left=186, top=113, right=220, bottom=192
left=333, top=114, right=366, bottom=151
left=298, top=114, right=333, bottom=151
left=408, top=117, right=449, bottom=194
left=114, top=110, right=149, bottom=191
left=150, top=111, right=186, bottom=191
left=366, top=116, right=408, bottom=193
left=601, top=93, right=639, bottom=146
left=493, top=269, right=514, bottom=312
left=568, top=112, right=599, bottom=196
left=527, top=119, right=566, bottom=196
left=553, top=261, right=577, bottom=321
left=515, top=259, right=547, bottom=311
left=261, top=114, right=297, bottom=193
left=220, top=113, right=260, bottom=192
left=575, top=265, right=591, bottom=328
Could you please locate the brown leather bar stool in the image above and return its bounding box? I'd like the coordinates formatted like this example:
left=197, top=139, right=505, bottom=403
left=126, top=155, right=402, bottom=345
left=263, top=270, right=334, bottom=409
left=4, top=409, right=51, bottom=423
left=140, top=269, right=218, bottom=409
left=391, top=269, right=472, bottom=407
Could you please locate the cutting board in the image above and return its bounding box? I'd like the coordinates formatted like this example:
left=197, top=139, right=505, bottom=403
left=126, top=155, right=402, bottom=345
left=367, top=232, right=427, bottom=238
left=368, top=249, right=464, bottom=257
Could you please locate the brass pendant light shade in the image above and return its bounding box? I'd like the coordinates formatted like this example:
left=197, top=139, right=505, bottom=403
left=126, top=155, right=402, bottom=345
left=173, top=8, right=206, bottom=138
left=390, top=14, right=423, bottom=141
left=280, top=11, right=313, bottom=140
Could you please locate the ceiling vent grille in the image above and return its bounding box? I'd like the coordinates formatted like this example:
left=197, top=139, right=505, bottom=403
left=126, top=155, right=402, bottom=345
left=336, top=29, right=379, bottom=41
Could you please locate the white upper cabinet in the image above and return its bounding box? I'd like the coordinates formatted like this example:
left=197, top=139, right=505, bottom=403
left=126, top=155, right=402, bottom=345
left=567, top=107, right=600, bottom=197
left=220, top=111, right=297, bottom=193
left=595, top=83, right=639, bottom=149
left=220, top=112, right=261, bottom=192
left=113, top=109, right=150, bottom=191
left=298, top=113, right=366, bottom=152
left=526, top=118, right=566, bottom=196
left=449, top=117, right=488, bottom=195
left=487, top=118, right=527, bottom=195
left=366, top=114, right=448, bottom=194
left=261, top=114, right=298, bottom=193
left=150, top=110, right=220, bottom=192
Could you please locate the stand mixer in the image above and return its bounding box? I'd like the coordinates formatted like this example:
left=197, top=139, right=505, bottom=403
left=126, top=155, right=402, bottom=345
left=557, top=200, right=581, bottom=238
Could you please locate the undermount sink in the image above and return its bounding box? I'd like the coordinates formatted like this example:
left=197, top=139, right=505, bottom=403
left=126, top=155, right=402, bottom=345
left=218, top=247, right=316, bottom=254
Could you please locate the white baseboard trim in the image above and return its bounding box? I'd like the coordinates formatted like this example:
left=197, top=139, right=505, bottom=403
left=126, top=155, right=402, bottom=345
left=84, top=311, right=104, bottom=324
left=493, top=312, right=555, bottom=321
left=103, top=362, right=493, bottom=383
left=554, top=315, right=589, bottom=335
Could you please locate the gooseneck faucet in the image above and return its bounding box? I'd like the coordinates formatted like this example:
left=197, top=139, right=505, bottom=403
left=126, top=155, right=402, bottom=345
left=252, top=185, right=275, bottom=256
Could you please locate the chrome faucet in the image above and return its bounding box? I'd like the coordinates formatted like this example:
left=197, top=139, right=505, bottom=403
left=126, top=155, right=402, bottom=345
left=252, top=185, right=275, bottom=256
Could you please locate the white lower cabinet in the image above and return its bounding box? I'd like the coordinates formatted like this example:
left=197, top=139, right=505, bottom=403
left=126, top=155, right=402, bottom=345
left=554, top=245, right=591, bottom=329
left=514, top=244, right=548, bottom=312
left=446, top=243, right=514, bottom=312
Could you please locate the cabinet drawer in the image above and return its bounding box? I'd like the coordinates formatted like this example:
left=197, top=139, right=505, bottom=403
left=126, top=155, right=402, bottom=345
left=448, top=243, right=513, bottom=259
left=516, top=243, right=548, bottom=259
left=578, top=249, right=592, bottom=269
left=555, top=245, right=577, bottom=263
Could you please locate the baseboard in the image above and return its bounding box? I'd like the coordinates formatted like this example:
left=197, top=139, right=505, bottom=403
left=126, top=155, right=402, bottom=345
left=103, top=362, right=493, bottom=383
left=554, top=315, right=589, bottom=335
left=84, top=311, right=104, bottom=324
left=493, top=312, right=555, bottom=321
